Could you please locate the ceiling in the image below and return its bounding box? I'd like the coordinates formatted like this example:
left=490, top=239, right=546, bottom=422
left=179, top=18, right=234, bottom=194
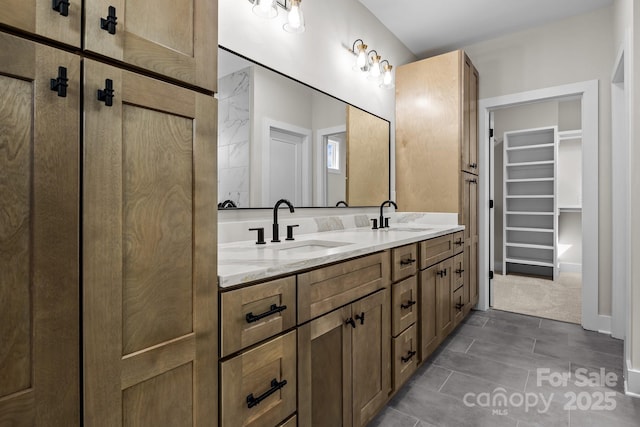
left=358, top=0, right=613, bottom=58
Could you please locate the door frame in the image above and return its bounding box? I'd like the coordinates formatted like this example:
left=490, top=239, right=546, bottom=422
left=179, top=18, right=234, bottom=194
left=261, top=118, right=312, bottom=206
left=478, top=80, right=601, bottom=332
left=315, top=125, right=347, bottom=206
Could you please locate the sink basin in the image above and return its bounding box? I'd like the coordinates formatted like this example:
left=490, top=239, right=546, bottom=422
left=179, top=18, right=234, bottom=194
left=274, top=239, right=351, bottom=254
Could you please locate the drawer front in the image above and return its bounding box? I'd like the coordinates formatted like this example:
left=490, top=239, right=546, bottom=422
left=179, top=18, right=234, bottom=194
left=453, top=231, right=464, bottom=255
left=278, top=415, right=297, bottom=427
left=221, top=331, right=297, bottom=427
left=391, top=275, right=418, bottom=337
left=392, top=324, right=418, bottom=391
left=298, top=252, right=390, bottom=323
left=391, top=243, right=418, bottom=282
left=221, top=276, right=296, bottom=357
left=453, top=253, right=464, bottom=290
left=453, top=286, right=465, bottom=326
left=419, top=234, right=453, bottom=269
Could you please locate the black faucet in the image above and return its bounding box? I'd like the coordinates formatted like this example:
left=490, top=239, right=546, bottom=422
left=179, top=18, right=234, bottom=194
left=379, top=200, right=398, bottom=229
left=335, top=200, right=349, bottom=207
left=272, top=199, right=295, bottom=242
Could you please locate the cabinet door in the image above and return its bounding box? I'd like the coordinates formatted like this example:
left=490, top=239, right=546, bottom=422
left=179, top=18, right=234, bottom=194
left=467, top=237, right=479, bottom=310
left=84, top=0, right=217, bottom=91
left=460, top=172, right=478, bottom=242
left=436, top=259, right=454, bottom=339
left=0, top=0, right=81, bottom=47
left=461, top=55, right=479, bottom=175
left=419, top=265, right=438, bottom=361
left=83, top=59, right=217, bottom=426
left=298, top=306, right=352, bottom=427
left=0, top=32, right=80, bottom=427
left=352, top=290, right=390, bottom=427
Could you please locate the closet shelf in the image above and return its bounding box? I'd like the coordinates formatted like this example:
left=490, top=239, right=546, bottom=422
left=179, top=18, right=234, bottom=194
left=506, top=143, right=555, bottom=151
left=506, top=195, right=554, bottom=199
left=505, top=242, right=554, bottom=250
left=505, top=257, right=555, bottom=268
left=558, top=129, right=582, bottom=140
left=506, top=160, right=554, bottom=167
left=506, top=227, right=554, bottom=233
left=506, top=178, right=554, bottom=183
left=505, top=211, right=554, bottom=216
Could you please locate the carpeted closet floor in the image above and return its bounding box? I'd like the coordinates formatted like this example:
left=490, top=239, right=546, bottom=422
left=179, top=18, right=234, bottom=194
left=492, top=272, right=582, bottom=324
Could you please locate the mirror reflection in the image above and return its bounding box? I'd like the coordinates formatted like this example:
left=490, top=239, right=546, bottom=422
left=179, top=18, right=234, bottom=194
left=217, top=47, right=390, bottom=208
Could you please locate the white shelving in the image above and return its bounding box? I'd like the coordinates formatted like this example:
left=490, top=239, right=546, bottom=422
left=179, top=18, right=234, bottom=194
left=503, top=126, right=558, bottom=279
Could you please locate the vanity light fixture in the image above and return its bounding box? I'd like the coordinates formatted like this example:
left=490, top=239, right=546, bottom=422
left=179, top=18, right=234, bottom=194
left=250, top=0, right=305, bottom=33
left=283, top=0, right=305, bottom=33
left=352, top=39, right=368, bottom=70
left=368, top=50, right=381, bottom=79
left=380, top=59, right=394, bottom=89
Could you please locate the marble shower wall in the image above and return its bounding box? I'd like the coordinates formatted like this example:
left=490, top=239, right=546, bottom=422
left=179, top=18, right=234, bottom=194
left=218, top=67, right=252, bottom=207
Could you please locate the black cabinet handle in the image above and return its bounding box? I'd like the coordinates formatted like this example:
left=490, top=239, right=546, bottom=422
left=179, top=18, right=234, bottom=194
left=400, top=300, right=416, bottom=310
left=50, top=66, right=68, bottom=98
left=345, top=318, right=356, bottom=329
left=437, top=269, right=447, bottom=277
left=456, top=296, right=464, bottom=311
left=52, top=0, right=70, bottom=16
left=355, top=312, right=365, bottom=325
left=97, top=79, right=114, bottom=106
left=456, top=269, right=465, bottom=276
left=470, top=163, right=477, bottom=169
left=246, top=378, right=287, bottom=409
left=245, top=304, right=287, bottom=324
left=466, top=178, right=478, bottom=184
left=455, top=239, right=463, bottom=246
left=100, top=6, right=118, bottom=34
left=400, top=258, right=416, bottom=266
left=401, top=350, right=417, bottom=364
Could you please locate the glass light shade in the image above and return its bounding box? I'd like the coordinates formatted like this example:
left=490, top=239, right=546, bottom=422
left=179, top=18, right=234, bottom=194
left=356, top=45, right=367, bottom=69
left=369, top=55, right=381, bottom=78
left=380, top=63, right=394, bottom=88
left=253, top=0, right=277, bottom=19
left=284, top=0, right=305, bottom=33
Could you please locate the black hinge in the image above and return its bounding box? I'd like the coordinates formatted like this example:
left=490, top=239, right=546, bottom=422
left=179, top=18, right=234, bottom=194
left=489, top=199, right=494, bottom=209
left=489, top=271, right=494, bottom=280
left=489, top=128, right=494, bottom=138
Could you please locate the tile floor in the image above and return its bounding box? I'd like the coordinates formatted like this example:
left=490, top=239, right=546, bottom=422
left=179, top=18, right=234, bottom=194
left=370, top=309, right=640, bottom=427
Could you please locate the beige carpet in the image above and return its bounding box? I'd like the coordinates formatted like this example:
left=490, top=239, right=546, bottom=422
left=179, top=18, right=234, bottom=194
left=492, top=272, right=582, bottom=324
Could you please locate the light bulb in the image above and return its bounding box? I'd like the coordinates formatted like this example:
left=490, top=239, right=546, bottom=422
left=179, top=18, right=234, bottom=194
left=369, top=55, right=381, bottom=78
left=284, top=0, right=305, bottom=33
left=253, top=0, right=277, bottom=19
left=356, top=47, right=367, bottom=69
left=383, top=68, right=392, bottom=85
left=380, top=63, right=394, bottom=88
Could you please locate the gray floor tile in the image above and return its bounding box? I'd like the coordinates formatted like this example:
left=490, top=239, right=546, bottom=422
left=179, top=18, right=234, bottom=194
left=455, top=323, right=536, bottom=353
left=533, top=339, right=624, bottom=371
left=463, top=311, right=489, bottom=327
left=439, top=371, right=569, bottom=427
left=389, top=384, right=518, bottom=427
left=440, top=333, right=475, bottom=353
left=569, top=408, right=639, bottom=427
left=432, top=349, right=530, bottom=391
left=467, top=339, right=571, bottom=373
left=567, top=331, right=624, bottom=356
left=539, top=318, right=588, bottom=335
left=483, top=317, right=570, bottom=346
left=407, top=364, right=452, bottom=392
left=368, top=406, right=420, bottom=427
left=569, top=362, right=625, bottom=394
left=483, top=309, right=543, bottom=329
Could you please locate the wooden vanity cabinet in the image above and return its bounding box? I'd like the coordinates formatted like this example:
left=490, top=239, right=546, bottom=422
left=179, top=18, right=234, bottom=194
left=298, top=289, right=390, bottom=427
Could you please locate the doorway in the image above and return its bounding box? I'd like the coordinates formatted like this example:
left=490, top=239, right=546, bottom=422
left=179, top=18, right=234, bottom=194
left=478, top=80, right=602, bottom=332
left=315, top=125, right=347, bottom=207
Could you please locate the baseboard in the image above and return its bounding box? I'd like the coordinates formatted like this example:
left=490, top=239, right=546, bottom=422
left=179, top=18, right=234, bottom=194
left=596, top=314, right=612, bottom=335
left=559, top=262, right=581, bottom=273
left=625, top=360, right=640, bottom=397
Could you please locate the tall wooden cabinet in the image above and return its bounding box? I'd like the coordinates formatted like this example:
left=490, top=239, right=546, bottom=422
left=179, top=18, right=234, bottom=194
left=396, top=49, right=479, bottom=312
left=0, top=31, right=80, bottom=427
left=1, top=1, right=217, bottom=425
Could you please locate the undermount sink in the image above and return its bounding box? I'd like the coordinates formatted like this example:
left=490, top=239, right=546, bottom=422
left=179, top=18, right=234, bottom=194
left=273, top=239, right=352, bottom=254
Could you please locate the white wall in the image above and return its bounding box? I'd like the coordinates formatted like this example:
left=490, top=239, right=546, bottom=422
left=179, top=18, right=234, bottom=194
left=218, top=0, right=416, bottom=205
left=464, top=6, right=615, bottom=315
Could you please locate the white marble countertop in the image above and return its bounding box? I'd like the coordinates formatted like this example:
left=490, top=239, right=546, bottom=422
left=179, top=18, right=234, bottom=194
left=218, top=223, right=464, bottom=288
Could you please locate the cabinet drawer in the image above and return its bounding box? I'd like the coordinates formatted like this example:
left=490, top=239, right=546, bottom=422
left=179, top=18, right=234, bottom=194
left=419, top=234, right=453, bottom=269
left=453, top=286, right=465, bottom=326
left=391, top=243, right=418, bottom=282
left=391, top=275, right=418, bottom=337
left=298, top=252, right=389, bottom=323
left=392, top=324, right=418, bottom=391
left=221, top=276, right=296, bottom=357
left=453, top=231, right=464, bottom=255
left=453, top=253, right=464, bottom=289
left=221, top=331, right=297, bottom=427
left=278, top=415, right=296, bottom=427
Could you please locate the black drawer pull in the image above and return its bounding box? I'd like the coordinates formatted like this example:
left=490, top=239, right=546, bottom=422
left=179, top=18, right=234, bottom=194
left=456, top=296, right=464, bottom=311
left=355, top=312, right=365, bottom=325
left=400, top=258, right=416, bottom=266
left=246, top=378, right=287, bottom=409
left=345, top=318, right=356, bottom=328
left=456, top=269, right=465, bottom=275
left=245, top=304, right=287, bottom=324
left=455, top=239, right=463, bottom=246
left=437, top=269, right=447, bottom=278
left=97, top=78, right=114, bottom=106
left=100, top=5, right=118, bottom=34
left=50, top=66, right=68, bottom=97
left=52, top=0, right=70, bottom=16
left=401, top=350, right=417, bottom=364
left=400, top=300, right=416, bottom=310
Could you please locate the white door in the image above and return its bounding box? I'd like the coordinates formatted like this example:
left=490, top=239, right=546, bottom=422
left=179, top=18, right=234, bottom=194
left=269, top=128, right=303, bottom=205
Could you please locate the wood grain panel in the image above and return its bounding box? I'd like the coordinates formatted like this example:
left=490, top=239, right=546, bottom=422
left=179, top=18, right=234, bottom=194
left=298, top=252, right=389, bottom=323
left=396, top=50, right=461, bottom=212
left=0, top=75, right=32, bottom=399
left=419, top=265, right=438, bottom=361
left=391, top=243, right=418, bottom=282
left=221, top=276, right=296, bottom=357
left=0, top=390, right=34, bottom=427
left=123, top=363, right=193, bottom=427
left=122, top=105, right=194, bottom=354
left=346, top=105, right=389, bottom=206
left=126, top=0, right=194, bottom=55
left=392, top=324, right=417, bottom=391
left=352, top=290, right=390, bottom=427
left=436, top=259, right=454, bottom=339
left=419, top=234, right=453, bottom=269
